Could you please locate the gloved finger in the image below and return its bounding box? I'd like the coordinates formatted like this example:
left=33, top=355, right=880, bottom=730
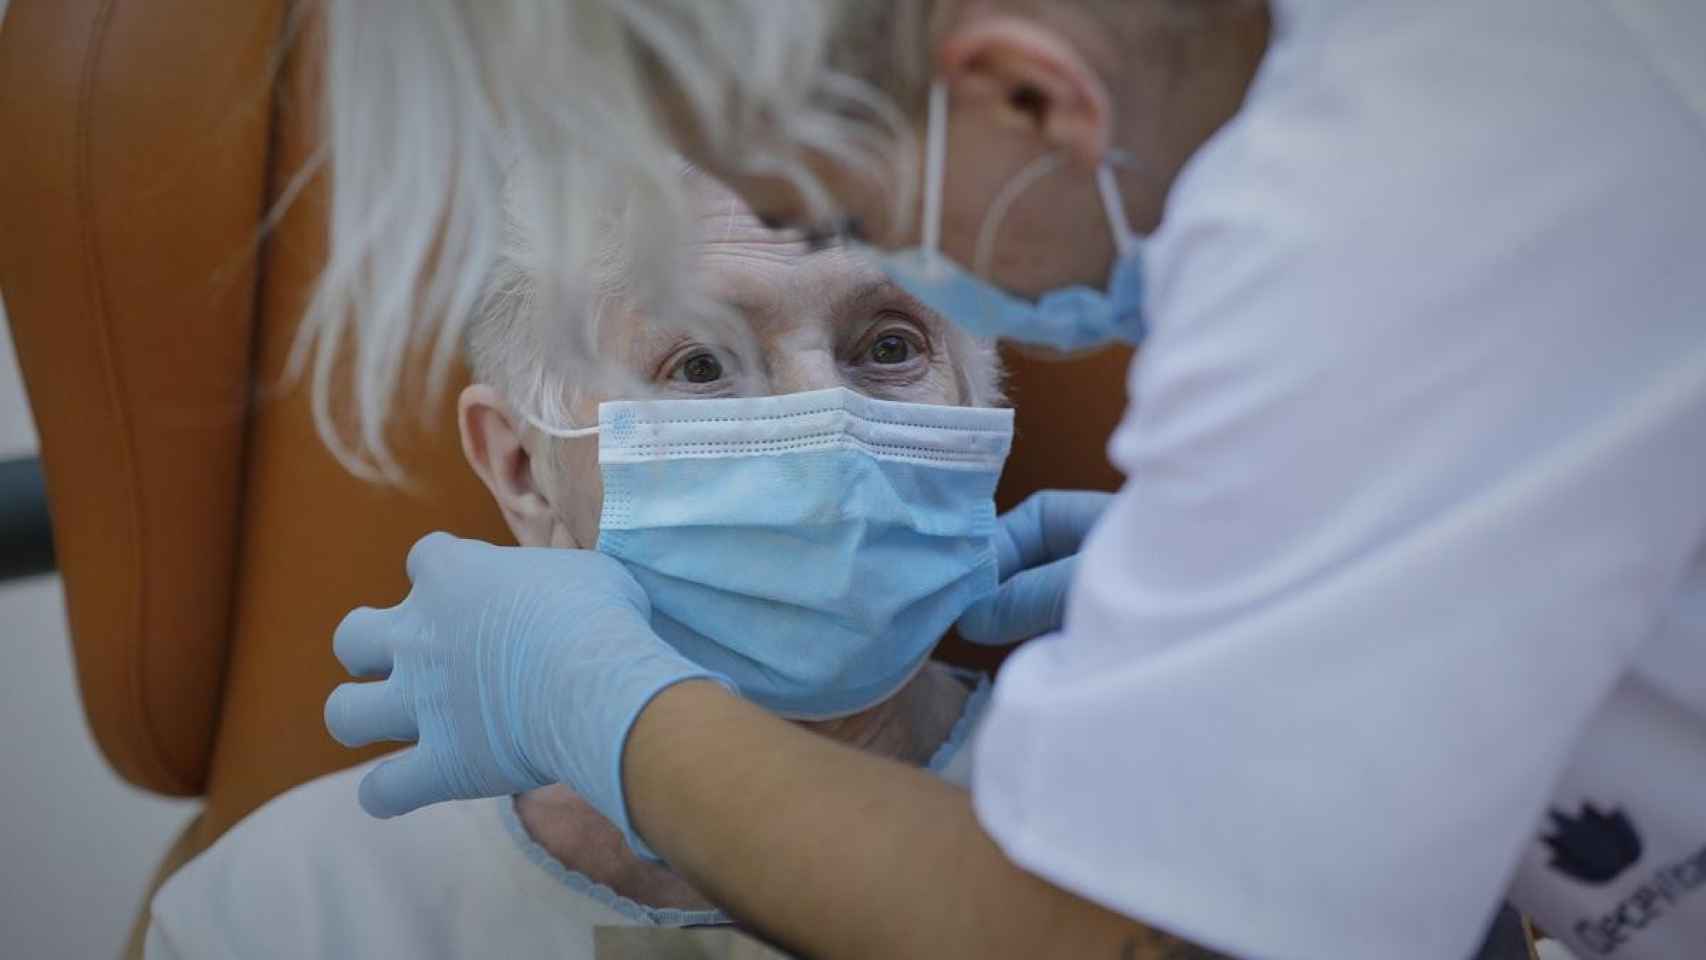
left=325, top=680, right=418, bottom=747
left=575, top=550, right=654, bottom=617
left=405, top=531, right=464, bottom=584
left=333, top=606, right=402, bottom=678
left=997, top=490, right=1114, bottom=579
left=358, top=748, right=447, bottom=819
left=956, top=555, right=1078, bottom=646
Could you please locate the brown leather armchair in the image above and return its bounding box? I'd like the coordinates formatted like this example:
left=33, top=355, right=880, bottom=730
left=0, top=1, right=1132, bottom=955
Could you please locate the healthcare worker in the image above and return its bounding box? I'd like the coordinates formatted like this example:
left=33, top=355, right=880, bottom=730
left=320, top=0, right=1706, bottom=957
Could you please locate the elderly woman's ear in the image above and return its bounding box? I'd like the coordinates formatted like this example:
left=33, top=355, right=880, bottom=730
left=458, top=384, right=574, bottom=548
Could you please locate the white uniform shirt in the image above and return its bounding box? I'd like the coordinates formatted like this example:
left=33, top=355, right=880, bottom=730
left=972, top=1, right=1706, bottom=958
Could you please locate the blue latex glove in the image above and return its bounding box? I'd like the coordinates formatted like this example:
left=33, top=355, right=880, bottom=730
left=956, top=490, right=1114, bottom=646
left=324, top=532, right=730, bottom=851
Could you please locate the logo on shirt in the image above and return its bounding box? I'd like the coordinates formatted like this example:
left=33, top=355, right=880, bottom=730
left=1567, top=841, right=1706, bottom=956
left=1543, top=802, right=1644, bottom=885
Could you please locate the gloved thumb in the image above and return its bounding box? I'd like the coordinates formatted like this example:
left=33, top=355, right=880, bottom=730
left=358, top=747, right=444, bottom=819
left=956, top=555, right=1078, bottom=647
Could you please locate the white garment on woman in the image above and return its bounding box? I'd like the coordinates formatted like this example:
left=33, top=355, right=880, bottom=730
left=971, top=1, right=1706, bottom=958
left=147, top=763, right=703, bottom=960
left=147, top=677, right=989, bottom=959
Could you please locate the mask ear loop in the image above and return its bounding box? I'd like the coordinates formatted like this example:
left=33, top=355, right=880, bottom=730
left=524, top=414, right=601, bottom=439
left=927, top=79, right=1071, bottom=282
left=972, top=151, right=1067, bottom=280
left=924, top=78, right=1137, bottom=276
left=921, top=81, right=948, bottom=269
left=1095, top=156, right=1140, bottom=258
left=965, top=148, right=1138, bottom=280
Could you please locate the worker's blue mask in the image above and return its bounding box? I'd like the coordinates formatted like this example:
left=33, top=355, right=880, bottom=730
left=531, top=387, right=1012, bottom=719
left=879, top=82, right=1147, bottom=352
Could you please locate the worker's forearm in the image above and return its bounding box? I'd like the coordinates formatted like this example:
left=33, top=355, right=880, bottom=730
left=625, top=680, right=1221, bottom=960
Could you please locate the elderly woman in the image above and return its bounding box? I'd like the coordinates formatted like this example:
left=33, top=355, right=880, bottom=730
left=144, top=171, right=1034, bottom=958
left=313, top=2, right=1706, bottom=959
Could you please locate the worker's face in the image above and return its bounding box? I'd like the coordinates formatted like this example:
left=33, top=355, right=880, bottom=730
left=690, top=2, right=1269, bottom=302
left=460, top=177, right=995, bottom=550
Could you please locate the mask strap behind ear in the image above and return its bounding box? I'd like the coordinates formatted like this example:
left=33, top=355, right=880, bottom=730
left=922, top=81, right=948, bottom=264
left=1095, top=161, right=1139, bottom=258
left=972, top=151, right=1066, bottom=281
left=524, top=413, right=600, bottom=439
left=934, top=76, right=1137, bottom=277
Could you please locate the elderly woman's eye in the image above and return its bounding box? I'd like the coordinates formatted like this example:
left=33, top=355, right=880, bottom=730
left=675, top=351, right=725, bottom=384
left=869, top=333, right=913, bottom=365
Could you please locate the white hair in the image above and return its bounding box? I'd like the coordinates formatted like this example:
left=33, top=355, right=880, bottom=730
left=298, top=0, right=935, bottom=480
left=463, top=160, right=736, bottom=432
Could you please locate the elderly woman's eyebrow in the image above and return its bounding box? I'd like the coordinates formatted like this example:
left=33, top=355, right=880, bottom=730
left=825, top=275, right=941, bottom=328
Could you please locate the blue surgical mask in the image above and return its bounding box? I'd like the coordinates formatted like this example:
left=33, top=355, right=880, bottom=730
left=532, top=387, right=1013, bottom=720
left=880, top=82, right=1147, bottom=352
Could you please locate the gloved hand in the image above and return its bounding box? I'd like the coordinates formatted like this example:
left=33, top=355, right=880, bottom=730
left=324, top=532, right=729, bottom=852
left=956, top=490, right=1114, bottom=646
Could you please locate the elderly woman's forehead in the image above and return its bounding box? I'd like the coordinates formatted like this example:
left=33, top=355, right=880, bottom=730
left=681, top=177, right=883, bottom=290
left=686, top=177, right=803, bottom=246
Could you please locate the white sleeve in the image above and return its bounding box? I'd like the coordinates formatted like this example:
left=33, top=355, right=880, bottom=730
left=972, top=2, right=1706, bottom=958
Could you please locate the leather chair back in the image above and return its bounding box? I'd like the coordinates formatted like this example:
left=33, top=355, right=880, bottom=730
left=0, top=0, right=1134, bottom=926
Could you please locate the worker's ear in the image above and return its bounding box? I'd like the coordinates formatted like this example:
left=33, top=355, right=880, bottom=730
left=458, top=384, right=575, bottom=549
left=937, top=15, right=1113, bottom=166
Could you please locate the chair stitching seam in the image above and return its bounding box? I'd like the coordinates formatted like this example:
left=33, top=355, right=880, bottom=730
left=77, top=0, right=186, bottom=793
